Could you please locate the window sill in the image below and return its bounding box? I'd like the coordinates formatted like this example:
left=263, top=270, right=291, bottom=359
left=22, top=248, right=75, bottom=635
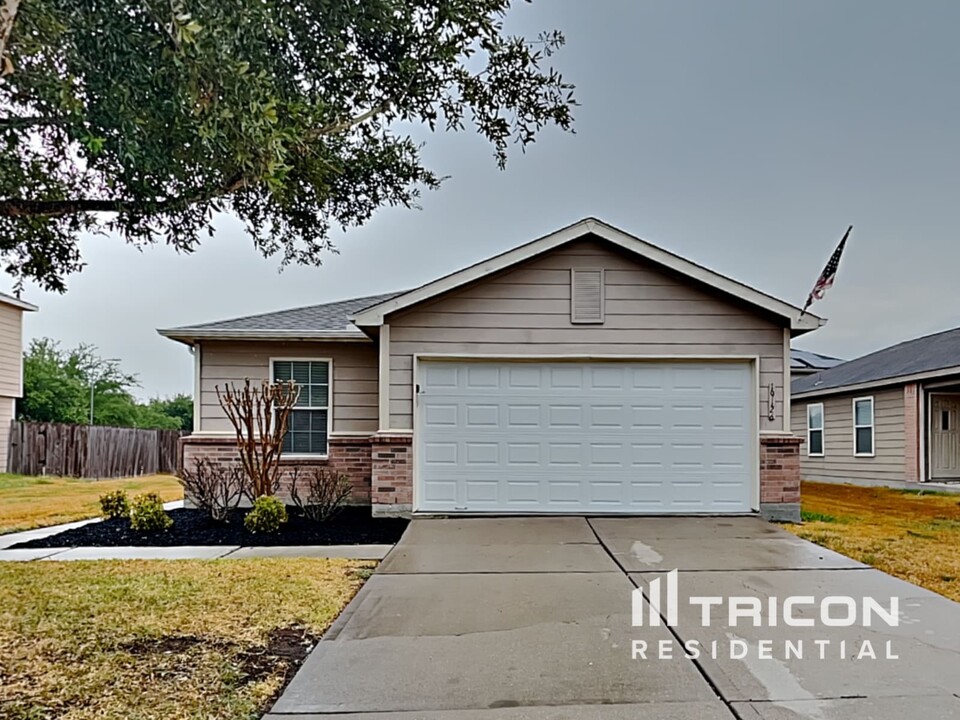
left=807, top=453, right=824, bottom=458
left=854, top=453, right=876, bottom=458
left=280, top=454, right=330, bottom=461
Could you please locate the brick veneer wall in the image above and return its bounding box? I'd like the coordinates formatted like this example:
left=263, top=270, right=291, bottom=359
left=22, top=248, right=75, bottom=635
left=370, top=433, right=413, bottom=514
left=179, top=434, right=372, bottom=504
left=759, top=435, right=802, bottom=522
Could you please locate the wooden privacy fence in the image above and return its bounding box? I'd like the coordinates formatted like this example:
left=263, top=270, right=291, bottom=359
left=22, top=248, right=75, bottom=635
left=7, top=422, right=184, bottom=478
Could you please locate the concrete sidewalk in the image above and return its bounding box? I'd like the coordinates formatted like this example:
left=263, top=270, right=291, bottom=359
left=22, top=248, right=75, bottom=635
left=0, top=506, right=393, bottom=561
left=0, top=544, right=393, bottom=561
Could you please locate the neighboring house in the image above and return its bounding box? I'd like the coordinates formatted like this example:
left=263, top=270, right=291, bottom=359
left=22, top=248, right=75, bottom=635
left=0, top=292, right=38, bottom=471
left=160, top=218, right=824, bottom=521
left=790, top=349, right=844, bottom=376
left=792, top=327, right=960, bottom=484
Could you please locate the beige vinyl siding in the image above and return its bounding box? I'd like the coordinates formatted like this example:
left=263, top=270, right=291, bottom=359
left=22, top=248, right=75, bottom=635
left=387, top=237, right=787, bottom=430
left=792, top=386, right=906, bottom=482
left=0, top=396, right=13, bottom=472
left=198, top=340, right=378, bottom=434
left=0, top=303, right=24, bottom=398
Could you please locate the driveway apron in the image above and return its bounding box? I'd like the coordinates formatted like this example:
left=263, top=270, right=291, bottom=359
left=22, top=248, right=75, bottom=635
left=268, top=516, right=960, bottom=719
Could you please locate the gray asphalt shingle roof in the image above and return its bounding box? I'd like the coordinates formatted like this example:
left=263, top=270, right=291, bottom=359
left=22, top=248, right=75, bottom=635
left=792, top=326, right=960, bottom=395
left=163, top=291, right=403, bottom=336
left=790, top=349, right=844, bottom=372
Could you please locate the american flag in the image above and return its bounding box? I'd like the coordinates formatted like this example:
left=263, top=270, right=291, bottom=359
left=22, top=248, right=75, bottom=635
left=803, top=225, right=852, bottom=314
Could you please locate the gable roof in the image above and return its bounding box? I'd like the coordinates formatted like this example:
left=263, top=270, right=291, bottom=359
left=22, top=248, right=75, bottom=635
left=158, top=291, right=402, bottom=344
left=349, top=217, right=824, bottom=334
left=792, top=326, right=960, bottom=397
left=791, top=349, right=844, bottom=372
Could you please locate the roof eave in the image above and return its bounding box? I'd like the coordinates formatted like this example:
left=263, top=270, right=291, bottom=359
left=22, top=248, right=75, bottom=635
left=348, top=217, right=824, bottom=331
left=157, top=328, right=372, bottom=345
left=792, top=365, right=960, bottom=399
left=0, top=293, right=39, bottom=312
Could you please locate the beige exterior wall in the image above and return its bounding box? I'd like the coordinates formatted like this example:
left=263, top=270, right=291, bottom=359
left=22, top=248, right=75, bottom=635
left=198, top=340, right=379, bottom=434
left=791, top=386, right=906, bottom=482
left=0, top=302, right=24, bottom=398
left=386, top=237, right=788, bottom=431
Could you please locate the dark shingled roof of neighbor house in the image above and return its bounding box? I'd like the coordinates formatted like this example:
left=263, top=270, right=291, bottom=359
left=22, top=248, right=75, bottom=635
left=790, top=349, right=844, bottom=372
left=162, top=291, right=404, bottom=336
left=792, top=325, right=960, bottom=395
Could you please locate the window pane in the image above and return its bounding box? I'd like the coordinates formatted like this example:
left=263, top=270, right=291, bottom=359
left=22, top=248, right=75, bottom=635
left=854, top=400, right=872, bottom=426
left=273, top=361, right=293, bottom=382
left=290, top=410, right=310, bottom=431
left=808, top=405, right=823, bottom=430
left=310, top=384, right=329, bottom=407
left=943, top=410, right=950, bottom=432
left=856, top=427, right=873, bottom=455
left=809, top=430, right=823, bottom=455
left=310, top=362, right=330, bottom=384
left=291, top=431, right=311, bottom=454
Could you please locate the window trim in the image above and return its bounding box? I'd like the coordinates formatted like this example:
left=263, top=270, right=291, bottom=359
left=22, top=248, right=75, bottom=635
left=852, top=395, right=875, bottom=458
left=270, top=356, right=333, bottom=459
left=806, top=402, right=825, bottom=457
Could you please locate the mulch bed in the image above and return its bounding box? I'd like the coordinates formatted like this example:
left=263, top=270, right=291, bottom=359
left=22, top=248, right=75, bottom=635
left=12, top=506, right=409, bottom=548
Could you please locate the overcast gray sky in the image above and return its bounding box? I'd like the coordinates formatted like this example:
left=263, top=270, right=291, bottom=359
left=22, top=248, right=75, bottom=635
left=13, top=0, right=960, bottom=399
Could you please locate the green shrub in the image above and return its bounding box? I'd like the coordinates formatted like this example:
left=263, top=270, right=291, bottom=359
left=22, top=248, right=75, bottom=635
left=99, top=490, right=129, bottom=520
left=129, top=492, right=173, bottom=532
left=244, top=495, right=288, bottom=534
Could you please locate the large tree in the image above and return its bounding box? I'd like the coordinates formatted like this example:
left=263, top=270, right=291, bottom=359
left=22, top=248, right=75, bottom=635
left=0, top=1, right=575, bottom=291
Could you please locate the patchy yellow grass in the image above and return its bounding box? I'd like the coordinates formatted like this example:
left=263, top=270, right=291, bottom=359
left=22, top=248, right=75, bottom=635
left=0, top=473, right=183, bottom=534
left=786, top=481, right=960, bottom=601
left=0, top=558, right=373, bottom=720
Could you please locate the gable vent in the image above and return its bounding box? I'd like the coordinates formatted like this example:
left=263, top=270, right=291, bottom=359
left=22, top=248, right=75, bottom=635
left=570, top=269, right=605, bottom=324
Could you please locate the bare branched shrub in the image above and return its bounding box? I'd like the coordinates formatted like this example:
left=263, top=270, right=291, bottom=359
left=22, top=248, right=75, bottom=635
left=290, top=466, right=353, bottom=522
left=178, top=458, right=247, bottom=523
left=216, top=378, right=300, bottom=499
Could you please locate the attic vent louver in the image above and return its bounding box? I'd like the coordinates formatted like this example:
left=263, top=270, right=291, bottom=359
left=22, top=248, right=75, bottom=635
left=571, top=268, right=604, bottom=324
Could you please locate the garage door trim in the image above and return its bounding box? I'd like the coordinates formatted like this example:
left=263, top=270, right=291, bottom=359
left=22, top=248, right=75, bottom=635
left=411, top=354, right=761, bottom=514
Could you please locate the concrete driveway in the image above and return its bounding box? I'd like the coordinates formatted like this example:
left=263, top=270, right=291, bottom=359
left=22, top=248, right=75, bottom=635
left=267, top=517, right=960, bottom=719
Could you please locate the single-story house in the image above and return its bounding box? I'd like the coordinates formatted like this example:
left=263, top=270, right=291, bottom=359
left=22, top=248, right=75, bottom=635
left=791, top=349, right=844, bottom=376
left=792, top=327, right=960, bottom=484
left=0, top=292, right=38, bottom=472
left=160, top=218, right=824, bottom=520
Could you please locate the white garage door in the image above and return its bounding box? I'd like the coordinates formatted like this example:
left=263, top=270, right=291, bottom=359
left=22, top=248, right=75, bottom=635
left=416, top=360, right=755, bottom=513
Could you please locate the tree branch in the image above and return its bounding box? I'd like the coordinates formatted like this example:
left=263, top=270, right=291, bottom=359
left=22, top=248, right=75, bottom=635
left=0, top=0, right=19, bottom=77
left=0, top=172, right=248, bottom=218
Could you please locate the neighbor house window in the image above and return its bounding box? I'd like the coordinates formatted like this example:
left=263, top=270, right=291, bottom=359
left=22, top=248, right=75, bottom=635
left=272, top=360, right=330, bottom=455
left=807, top=403, right=824, bottom=457
left=853, top=396, right=874, bottom=457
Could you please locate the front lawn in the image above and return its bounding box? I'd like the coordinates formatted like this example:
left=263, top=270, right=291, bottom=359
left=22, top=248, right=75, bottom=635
left=0, top=473, right=183, bottom=534
left=0, top=558, right=372, bottom=719
left=786, top=481, right=960, bottom=602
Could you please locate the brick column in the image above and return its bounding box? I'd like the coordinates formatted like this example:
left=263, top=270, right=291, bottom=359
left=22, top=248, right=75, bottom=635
left=904, top=383, right=921, bottom=482
left=759, top=435, right=802, bottom=522
left=371, top=433, right=413, bottom=516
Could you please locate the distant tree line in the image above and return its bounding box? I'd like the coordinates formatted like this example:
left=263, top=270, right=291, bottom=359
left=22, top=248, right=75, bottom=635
left=19, top=338, right=192, bottom=430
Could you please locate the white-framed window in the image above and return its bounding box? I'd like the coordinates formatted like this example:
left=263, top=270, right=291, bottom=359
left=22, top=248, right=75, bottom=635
left=853, top=396, right=875, bottom=457
left=272, top=359, right=331, bottom=456
left=806, top=403, right=824, bottom=457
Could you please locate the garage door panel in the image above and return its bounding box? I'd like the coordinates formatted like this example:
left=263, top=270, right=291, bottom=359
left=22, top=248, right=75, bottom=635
left=417, top=361, right=755, bottom=513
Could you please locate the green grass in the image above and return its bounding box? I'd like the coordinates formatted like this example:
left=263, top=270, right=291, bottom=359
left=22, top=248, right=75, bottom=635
left=0, top=559, right=372, bottom=720
left=800, top=510, right=845, bottom=523
left=0, top=474, right=183, bottom=534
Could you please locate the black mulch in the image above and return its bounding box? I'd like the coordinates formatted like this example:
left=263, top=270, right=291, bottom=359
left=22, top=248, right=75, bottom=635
left=12, top=507, right=409, bottom=548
